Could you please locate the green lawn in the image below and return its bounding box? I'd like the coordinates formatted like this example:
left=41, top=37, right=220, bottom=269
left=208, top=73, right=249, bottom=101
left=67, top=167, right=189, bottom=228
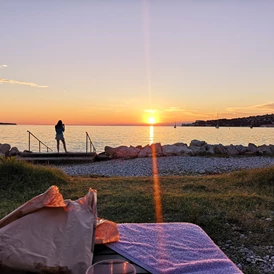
left=1, top=157, right=273, bottom=274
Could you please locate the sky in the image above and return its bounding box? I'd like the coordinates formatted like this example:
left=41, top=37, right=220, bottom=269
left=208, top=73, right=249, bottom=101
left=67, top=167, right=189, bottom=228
left=1, top=0, right=274, bottom=125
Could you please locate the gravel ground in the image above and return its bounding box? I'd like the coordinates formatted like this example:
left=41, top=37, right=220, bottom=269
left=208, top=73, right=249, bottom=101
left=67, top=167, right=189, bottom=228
left=58, top=155, right=274, bottom=177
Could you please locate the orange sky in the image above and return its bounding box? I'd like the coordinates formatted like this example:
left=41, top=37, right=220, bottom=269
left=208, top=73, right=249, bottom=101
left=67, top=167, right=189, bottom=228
left=1, top=1, right=274, bottom=125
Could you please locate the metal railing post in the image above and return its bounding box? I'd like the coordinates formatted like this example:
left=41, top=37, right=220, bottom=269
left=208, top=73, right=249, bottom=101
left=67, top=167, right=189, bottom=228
left=86, top=133, right=88, bottom=153
left=86, top=132, right=96, bottom=153
left=28, top=131, right=31, bottom=151
left=27, top=130, right=53, bottom=152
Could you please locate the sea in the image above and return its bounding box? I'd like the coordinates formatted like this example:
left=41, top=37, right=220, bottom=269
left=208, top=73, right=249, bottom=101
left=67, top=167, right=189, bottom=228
left=1, top=124, right=274, bottom=154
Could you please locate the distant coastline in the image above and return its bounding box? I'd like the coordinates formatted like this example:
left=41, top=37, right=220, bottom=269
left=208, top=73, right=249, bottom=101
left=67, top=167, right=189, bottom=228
left=182, top=113, right=274, bottom=128
left=0, top=122, right=17, bottom=125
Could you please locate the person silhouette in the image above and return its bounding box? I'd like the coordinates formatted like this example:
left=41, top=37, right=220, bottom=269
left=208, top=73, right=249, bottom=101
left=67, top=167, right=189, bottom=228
left=55, top=120, right=68, bottom=153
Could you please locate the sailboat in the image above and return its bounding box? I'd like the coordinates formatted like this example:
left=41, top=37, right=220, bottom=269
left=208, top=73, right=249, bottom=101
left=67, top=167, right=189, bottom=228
left=174, top=122, right=177, bottom=128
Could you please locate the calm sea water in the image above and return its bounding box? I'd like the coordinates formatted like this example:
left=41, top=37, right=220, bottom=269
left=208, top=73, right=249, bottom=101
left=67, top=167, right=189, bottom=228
left=1, top=125, right=274, bottom=153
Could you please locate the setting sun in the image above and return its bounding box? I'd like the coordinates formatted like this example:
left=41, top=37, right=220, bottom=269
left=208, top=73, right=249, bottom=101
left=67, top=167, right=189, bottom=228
left=148, top=116, right=156, bottom=124
left=143, top=109, right=159, bottom=125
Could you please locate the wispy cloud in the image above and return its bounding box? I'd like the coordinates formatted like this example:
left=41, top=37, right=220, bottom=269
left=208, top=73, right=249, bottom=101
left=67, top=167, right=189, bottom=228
left=0, top=64, right=7, bottom=69
left=144, top=109, right=157, bottom=113
left=0, top=78, right=48, bottom=88
left=227, top=102, right=274, bottom=113
left=253, top=102, right=274, bottom=109
left=162, top=107, right=183, bottom=112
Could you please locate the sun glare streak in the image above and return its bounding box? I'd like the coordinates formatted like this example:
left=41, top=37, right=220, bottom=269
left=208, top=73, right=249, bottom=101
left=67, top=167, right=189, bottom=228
left=142, top=0, right=152, bottom=107
left=149, top=125, right=154, bottom=144
left=151, top=143, right=163, bottom=223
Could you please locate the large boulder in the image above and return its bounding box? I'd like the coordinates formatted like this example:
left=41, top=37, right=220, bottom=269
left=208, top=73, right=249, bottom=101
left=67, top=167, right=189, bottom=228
left=258, top=144, right=272, bottom=155
left=104, top=146, right=117, bottom=158
left=189, top=145, right=207, bottom=156
left=162, top=144, right=194, bottom=156
left=205, top=144, right=215, bottom=155
left=269, top=144, right=274, bottom=154
left=235, top=145, right=248, bottom=155
left=150, top=143, right=163, bottom=157
left=0, top=143, right=11, bottom=156
left=189, top=140, right=207, bottom=156
left=104, top=145, right=140, bottom=159
left=190, top=140, right=207, bottom=147
left=116, top=146, right=140, bottom=159
left=226, top=145, right=239, bottom=156
left=179, top=145, right=195, bottom=156
left=138, top=145, right=152, bottom=158
left=245, top=143, right=258, bottom=156
left=8, top=147, right=19, bottom=156
left=214, top=144, right=227, bottom=155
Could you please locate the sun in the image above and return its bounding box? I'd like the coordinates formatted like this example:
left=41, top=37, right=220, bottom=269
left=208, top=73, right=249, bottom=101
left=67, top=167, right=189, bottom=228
left=143, top=109, right=159, bottom=125
left=148, top=116, right=156, bottom=124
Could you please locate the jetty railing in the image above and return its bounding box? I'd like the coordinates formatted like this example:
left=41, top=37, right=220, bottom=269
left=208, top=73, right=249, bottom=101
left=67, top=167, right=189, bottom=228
left=27, top=130, right=53, bottom=152
left=86, top=132, right=96, bottom=153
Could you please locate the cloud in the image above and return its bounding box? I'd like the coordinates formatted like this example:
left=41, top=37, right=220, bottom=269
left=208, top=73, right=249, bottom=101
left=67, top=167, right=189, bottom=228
left=226, top=102, right=274, bottom=113
left=162, top=107, right=183, bottom=112
left=253, top=102, right=274, bottom=109
left=144, top=109, right=156, bottom=113
left=0, top=64, right=7, bottom=69
left=0, top=78, right=48, bottom=88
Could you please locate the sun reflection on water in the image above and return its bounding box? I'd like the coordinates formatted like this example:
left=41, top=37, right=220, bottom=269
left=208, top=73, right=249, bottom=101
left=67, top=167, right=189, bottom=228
left=149, top=125, right=154, bottom=145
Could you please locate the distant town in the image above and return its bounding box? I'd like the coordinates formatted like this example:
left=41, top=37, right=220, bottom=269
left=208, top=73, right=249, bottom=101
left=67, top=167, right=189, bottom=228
left=182, top=113, right=274, bottom=128
left=0, top=122, right=17, bottom=125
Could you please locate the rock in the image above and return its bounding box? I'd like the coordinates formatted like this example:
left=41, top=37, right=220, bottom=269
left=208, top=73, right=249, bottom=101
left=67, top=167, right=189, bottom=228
left=214, top=144, right=227, bottom=155
left=173, top=142, right=187, bottom=146
left=226, top=145, right=239, bottom=156
left=179, top=145, right=195, bottom=156
left=258, top=145, right=273, bottom=155
left=206, top=144, right=215, bottom=155
left=189, top=145, right=207, bottom=156
left=0, top=143, right=11, bottom=156
left=190, top=140, right=207, bottom=147
left=95, top=152, right=110, bottom=161
left=189, top=140, right=207, bottom=156
left=150, top=143, right=163, bottom=157
left=269, top=144, right=274, bottom=154
left=115, top=146, right=141, bottom=159
left=248, top=143, right=258, bottom=152
left=8, top=147, right=19, bottom=156
left=162, top=144, right=194, bottom=156
left=235, top=145, right=248, bottom=155
left=104, top=146, right=117, bottom=158
left=138, top=145, right=152, bottom=157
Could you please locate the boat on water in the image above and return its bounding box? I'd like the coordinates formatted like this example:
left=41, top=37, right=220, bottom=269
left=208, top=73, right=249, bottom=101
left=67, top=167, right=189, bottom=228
left=174, top=122, right=176, bottom=128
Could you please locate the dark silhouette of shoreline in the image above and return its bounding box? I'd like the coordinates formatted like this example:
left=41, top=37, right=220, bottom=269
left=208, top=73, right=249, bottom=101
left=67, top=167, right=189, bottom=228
left=0, top=122, right=17, bottom=125
left=182, top=113, right=274, bottom=127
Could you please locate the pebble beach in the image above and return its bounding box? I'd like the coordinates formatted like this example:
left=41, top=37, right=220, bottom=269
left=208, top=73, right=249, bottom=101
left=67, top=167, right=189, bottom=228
left=58, top=155, right=274, bottom=177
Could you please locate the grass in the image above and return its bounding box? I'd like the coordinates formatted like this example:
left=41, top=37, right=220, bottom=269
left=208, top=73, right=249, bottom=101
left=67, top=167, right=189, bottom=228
left=0, top=157, right=273, bottom=273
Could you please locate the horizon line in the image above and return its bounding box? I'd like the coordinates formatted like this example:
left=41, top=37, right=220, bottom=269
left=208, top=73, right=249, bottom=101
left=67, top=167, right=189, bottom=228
left=14, top=123, right=182, bottom=126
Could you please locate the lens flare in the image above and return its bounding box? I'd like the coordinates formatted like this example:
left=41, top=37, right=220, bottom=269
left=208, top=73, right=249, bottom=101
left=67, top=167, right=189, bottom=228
left=151, top=143, right=163, bottom=223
